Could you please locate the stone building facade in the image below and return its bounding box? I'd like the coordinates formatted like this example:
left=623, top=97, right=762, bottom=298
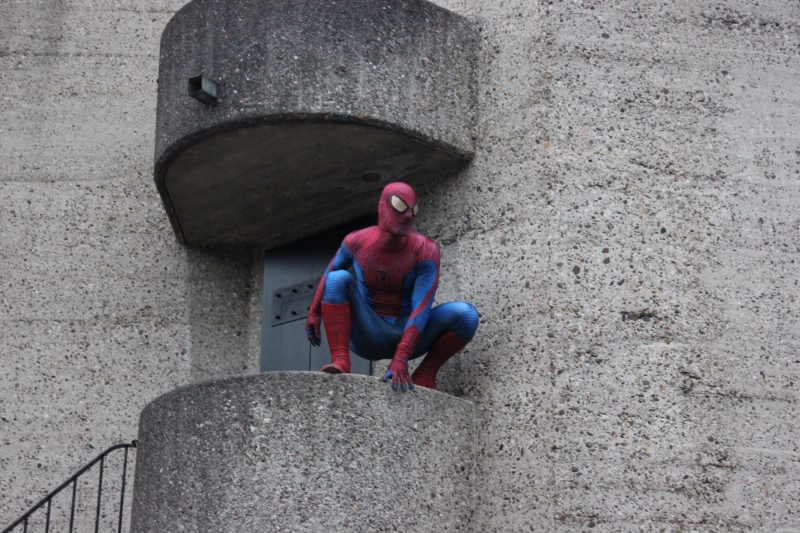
left=1, top=0, right=798, bottom=531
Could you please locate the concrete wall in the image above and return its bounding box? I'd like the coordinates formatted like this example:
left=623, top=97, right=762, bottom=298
left=0, top=1, right=262, bottom=525
left=421, top=0, right=800, bottom=530
left=1, top=0, right=798, bottom=531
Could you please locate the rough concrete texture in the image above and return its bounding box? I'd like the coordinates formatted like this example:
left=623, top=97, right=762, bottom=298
left=2, top=0, right=799, bottom=531
left=416, top=0, right=800, bottom=531
left=163, top=122, right=469, bottom=247
left=0, top=0, right=262, bottom=527
left=130, top=372, right=477, bottom=533
left=154, top=0, right=478, bottom=247
left=156, top=0, right=477, bottom=165
left=186, top=246, right=262, bottom=382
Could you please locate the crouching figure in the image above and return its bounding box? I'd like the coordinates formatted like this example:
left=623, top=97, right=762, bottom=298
left=305, top=182, right=478, bottom=391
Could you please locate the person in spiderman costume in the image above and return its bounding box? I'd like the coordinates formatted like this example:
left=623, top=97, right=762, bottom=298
left=305, top=182, right=479, bottom=391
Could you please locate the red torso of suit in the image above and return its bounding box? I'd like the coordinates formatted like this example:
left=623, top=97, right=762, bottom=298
left=342, top=227, right=439, bottom=319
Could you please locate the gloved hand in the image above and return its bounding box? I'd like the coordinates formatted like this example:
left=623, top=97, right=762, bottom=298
left=382, top=358, right=414, bottom=391
left=305, top=312, right=321, bottom=347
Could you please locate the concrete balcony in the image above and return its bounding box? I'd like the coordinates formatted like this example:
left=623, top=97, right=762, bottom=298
left=154, top=0, right=478, bottom=247
left=130, top=372, right=477, bottom=532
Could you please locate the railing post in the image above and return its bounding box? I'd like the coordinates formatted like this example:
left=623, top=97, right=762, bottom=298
left=68, top=478, right=77, bottom=533
left=45, top=498, right=51, bottom=533
left=117, top=446, right=130, bottom=533
left=94, top=455, right=105, bottom=533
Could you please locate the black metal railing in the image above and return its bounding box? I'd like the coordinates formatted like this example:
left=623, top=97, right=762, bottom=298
left=2, top=441, right=136, bottom=533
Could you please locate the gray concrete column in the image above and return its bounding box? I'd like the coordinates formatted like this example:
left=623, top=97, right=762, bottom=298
left=130, top=372, right=476, bottom=532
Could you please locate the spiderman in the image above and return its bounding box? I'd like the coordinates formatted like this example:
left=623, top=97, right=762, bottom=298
left=305, top=182, right=479, bottom=391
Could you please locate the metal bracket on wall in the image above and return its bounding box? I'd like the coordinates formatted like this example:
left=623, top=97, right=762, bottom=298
left=271, top=278, right=318, bottom=326
left=188, top=75, right=219, bottom=106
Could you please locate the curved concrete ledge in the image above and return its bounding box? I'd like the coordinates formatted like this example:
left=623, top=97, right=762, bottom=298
left=130, top=372, right=476, bottom=532
left=155, top=0, right=478, bottom=246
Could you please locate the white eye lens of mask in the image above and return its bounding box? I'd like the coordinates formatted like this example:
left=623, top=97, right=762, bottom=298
left=391, top=195, right=408, bottom=213
left=412, top=204, right=419, bottom=216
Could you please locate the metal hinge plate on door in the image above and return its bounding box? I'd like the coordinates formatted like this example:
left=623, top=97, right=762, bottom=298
left=271, top=277, right=319, bottom=326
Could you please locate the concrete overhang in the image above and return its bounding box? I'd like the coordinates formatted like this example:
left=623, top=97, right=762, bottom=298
left=154, top=0, right=478, bottom=247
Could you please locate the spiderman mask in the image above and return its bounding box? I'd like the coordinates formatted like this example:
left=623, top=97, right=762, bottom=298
left=378, top=182, right=418, bottom=237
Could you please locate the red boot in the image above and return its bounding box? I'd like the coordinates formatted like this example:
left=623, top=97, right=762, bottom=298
left=412, top=331, right=469, bottom=390
left=321, top=302, right=351, bottom=374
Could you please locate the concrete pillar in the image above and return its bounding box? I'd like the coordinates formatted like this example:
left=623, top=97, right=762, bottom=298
left=130, top=373, right=477, bottom=532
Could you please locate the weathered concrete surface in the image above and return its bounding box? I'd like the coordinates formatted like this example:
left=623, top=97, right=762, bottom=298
left=419, top=0, right=800, bottom=531
left=163, top=123, right=467, bottom=247
left=130, top=372, right=477, bottom=533
left=0, top=1, right=262, bottom=528
left=2, top=0, right=799, bottom=532
left=186, top=246, right=262, bottom=382
left=155, top=0, right=478, bottom=246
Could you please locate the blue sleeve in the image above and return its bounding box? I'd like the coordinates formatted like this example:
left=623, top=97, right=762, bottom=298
left=394, top=259, right=439, bottom=361
left=327, top=244, right=354, bottom=273
left=405, top=259, right=439, bottom=333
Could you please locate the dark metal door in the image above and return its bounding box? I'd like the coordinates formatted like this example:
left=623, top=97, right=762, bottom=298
left=260, top=218, right=374, bottom=375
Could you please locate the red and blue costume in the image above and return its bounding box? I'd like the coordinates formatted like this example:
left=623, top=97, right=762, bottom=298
left=305, top=182, right=479, bottom=391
